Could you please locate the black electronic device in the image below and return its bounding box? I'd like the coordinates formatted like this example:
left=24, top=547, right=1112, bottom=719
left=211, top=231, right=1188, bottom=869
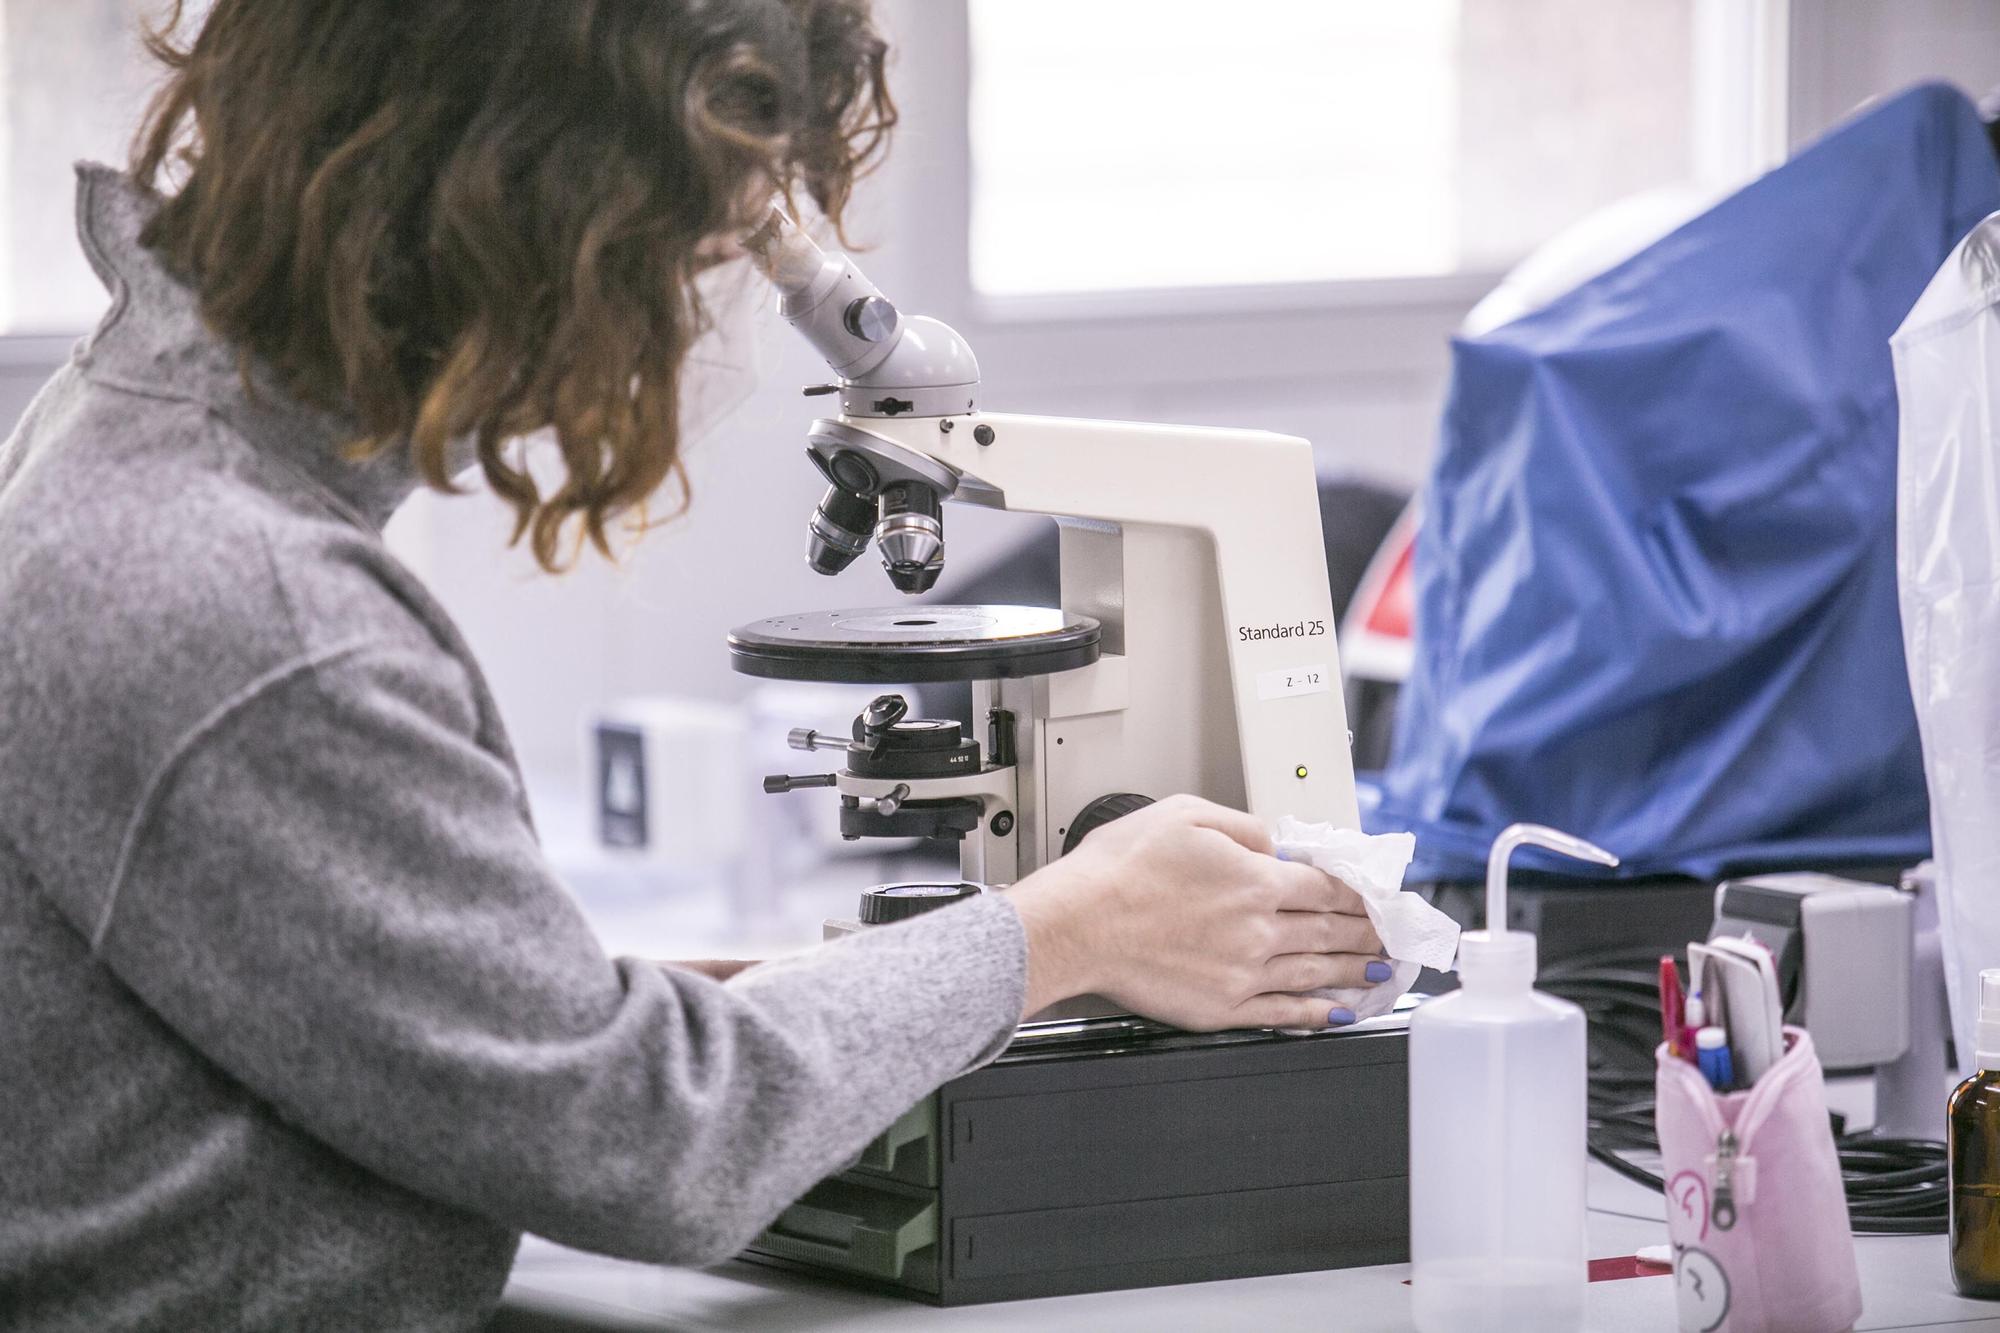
left=741, top=1014, right=1411, bottom=1305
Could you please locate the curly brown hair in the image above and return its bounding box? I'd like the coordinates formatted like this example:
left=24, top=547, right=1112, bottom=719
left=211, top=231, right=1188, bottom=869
left=133, top=0, right=894, bottom=569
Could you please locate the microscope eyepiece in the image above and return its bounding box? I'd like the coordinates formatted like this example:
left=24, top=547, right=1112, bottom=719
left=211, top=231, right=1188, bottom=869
left=876, top=482, right=945, bottom=595
left=806, top=484, right=876, bottom=577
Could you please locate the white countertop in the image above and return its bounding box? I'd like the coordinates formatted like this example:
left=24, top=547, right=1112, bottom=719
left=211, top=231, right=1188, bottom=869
left=500, top=1160, right=2000, bottom=1331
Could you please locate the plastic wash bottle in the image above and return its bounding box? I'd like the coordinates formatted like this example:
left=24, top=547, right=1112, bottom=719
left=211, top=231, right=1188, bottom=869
left=1408, top=824, right=1619, bottom=1333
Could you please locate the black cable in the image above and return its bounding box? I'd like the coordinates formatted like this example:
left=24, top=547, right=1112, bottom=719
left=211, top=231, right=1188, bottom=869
left=1539, top=951, right=1948, bottom=1235
left=1588, top=1139, right=1666, bottom=1193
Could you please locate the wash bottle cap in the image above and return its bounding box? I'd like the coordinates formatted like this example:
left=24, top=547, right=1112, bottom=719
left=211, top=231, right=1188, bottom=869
left=1978, top=968, right=2000, bottom=1071
left=1459, top=823, right=1620, bottom=990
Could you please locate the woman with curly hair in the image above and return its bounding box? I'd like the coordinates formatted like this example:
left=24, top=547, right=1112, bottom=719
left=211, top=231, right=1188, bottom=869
left=0, top=3, right=1382, bottom=1327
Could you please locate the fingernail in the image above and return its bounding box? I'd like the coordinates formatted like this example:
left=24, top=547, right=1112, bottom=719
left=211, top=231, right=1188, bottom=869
left=1326, top=1006, right=1357, bottom=1027
left=1274, top=850, right=1292, bottom=862
left=1365, top=961, right=1393, bottom=983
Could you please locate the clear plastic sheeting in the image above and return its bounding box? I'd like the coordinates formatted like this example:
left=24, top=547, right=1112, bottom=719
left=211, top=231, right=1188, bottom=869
left=1892, top=208, right=2000, bottom=1080
left=1376, top=84, right=2000, bottom=883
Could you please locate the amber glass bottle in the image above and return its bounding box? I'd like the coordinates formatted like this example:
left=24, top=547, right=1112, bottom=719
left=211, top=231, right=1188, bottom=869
left=1950, top=969, right=2000, bottom=1298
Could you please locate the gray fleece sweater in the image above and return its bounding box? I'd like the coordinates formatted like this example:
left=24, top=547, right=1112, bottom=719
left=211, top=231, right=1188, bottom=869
left=0, top=166, right=1027, bottom=1331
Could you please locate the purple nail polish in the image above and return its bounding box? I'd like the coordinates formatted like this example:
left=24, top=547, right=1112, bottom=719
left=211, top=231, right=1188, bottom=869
left=1274, top=850, right=1292, bottom=862
left=1326, top=1006, right=1357, bottom=1026
left=1365, top=960, right=1393, bottom=983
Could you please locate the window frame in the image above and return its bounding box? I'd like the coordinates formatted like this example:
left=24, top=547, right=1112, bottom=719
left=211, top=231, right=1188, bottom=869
left=876, top=0, right=1788, bottom=388
left=0, top=0, right=1789, bottom=390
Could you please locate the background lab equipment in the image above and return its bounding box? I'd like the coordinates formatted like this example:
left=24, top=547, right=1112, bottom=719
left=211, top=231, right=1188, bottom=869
left=592, top=699, right=749, bottom=867
left=1708, top=875, right=1920, bottom=1074
left=1376, top=82, right=2000, bottom=885
left=587, top=682, right=897, bottom=929
left=710, top=210, right=1412, bottom=1303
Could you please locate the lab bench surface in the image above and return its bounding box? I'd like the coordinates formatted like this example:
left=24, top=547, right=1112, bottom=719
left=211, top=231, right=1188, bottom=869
left=498, top=1162, right=2000, bottom=1332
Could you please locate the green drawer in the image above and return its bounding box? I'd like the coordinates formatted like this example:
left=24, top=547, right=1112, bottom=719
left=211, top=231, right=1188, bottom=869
left=850, top=1098, right=938, bottom=1187
left=755, top=1176, right=937, bottom=1283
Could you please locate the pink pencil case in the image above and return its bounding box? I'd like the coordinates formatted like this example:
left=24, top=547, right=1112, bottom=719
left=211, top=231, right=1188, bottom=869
left=1655, top=1027, right=1861, bottom=1333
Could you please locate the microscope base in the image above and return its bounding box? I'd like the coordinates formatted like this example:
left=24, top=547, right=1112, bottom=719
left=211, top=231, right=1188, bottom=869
left=739, top=1019, right=1410, bottom=1305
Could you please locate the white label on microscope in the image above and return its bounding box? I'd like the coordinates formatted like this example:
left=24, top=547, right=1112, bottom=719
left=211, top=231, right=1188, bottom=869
left=1257, top=664, right=1331, bottom=700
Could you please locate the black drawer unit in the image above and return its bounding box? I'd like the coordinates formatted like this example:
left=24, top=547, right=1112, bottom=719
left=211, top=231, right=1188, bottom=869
left=741, top=1019, right=1410, bottom=1305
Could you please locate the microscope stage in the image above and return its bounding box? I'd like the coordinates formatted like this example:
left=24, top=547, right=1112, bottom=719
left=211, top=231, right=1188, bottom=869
left=728, top=604, right=1101, bottom=683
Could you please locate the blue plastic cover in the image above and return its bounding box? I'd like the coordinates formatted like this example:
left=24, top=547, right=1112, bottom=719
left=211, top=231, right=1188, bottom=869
left=1372, top=84, right=2000, bottom=884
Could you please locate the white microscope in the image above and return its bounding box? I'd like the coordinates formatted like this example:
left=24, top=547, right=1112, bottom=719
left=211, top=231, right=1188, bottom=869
left=735, top=209, right=1360, bottom=892
left=725, top=212, right=1409, bottom=1307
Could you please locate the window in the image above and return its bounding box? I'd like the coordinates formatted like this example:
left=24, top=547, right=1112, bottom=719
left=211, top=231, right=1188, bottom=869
left=967, top=0, right=1710, bottom=298
left=0, top=1, right=167, bottom=334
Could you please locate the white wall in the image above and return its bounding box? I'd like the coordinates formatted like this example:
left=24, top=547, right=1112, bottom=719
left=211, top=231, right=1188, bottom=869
left=1790, top=0, right=2000, bottom=145
left=0, top=0, right=156, bottom=333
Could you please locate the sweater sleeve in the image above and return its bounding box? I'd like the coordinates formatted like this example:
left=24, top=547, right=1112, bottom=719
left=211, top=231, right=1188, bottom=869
left=95, top=640, right=1026, bottom=1266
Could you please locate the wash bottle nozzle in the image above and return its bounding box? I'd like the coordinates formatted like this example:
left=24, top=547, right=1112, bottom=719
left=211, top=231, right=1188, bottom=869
left=1460, top=823, right=1620, bottom=988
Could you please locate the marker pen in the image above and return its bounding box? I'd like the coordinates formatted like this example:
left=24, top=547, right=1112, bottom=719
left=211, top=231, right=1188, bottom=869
left=1695, top=1025, right=1734, bottom=1091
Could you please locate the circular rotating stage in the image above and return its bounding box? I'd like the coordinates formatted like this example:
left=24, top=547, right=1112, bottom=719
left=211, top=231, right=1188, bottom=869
left=728, top=605, right=1102, bottom=684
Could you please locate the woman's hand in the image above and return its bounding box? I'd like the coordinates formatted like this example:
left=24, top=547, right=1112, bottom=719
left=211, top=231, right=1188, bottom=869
left=1004, top=795, right=1384, bottom=1031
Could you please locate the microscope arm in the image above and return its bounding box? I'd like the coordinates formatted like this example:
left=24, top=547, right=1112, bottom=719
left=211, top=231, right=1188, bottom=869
left=857, top=411, right=1362, bottom=830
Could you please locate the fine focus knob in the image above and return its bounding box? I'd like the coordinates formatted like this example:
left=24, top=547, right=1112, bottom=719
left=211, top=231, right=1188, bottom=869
left=843, top=295, right=898, bottom=343
left=1061, top=793, right=1154, bottom=856
left=859, top=881, right=982, bottom=925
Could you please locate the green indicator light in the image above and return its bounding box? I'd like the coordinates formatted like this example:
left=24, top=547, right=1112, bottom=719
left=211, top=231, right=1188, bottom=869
left=1295, top=765, right=1309, bottom=780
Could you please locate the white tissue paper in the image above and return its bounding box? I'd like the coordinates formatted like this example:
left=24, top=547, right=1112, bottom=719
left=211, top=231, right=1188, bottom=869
left=1272, top=816, right=1461, bottom=1023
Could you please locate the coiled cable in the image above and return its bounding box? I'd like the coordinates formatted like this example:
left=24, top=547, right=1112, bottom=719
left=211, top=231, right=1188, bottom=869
left=1538, top=948, right=1948, bottom=1235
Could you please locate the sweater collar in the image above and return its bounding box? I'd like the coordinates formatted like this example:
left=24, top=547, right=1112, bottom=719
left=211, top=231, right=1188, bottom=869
left=72, top=163, right=428, bottom=531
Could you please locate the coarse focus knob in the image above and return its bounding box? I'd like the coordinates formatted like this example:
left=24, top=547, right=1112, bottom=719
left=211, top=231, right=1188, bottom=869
left=1061, top=793, right=1155, bottom=856
left=843, top=295, right=898, bottom=343
left=859, top=881, right=982, bottom=925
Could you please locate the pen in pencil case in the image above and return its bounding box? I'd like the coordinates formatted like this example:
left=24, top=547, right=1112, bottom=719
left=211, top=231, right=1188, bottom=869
left=1696, top=1025, right=1734, bottom=1090
left=1659, top=955, right=1684, bottom=1059
left=1682, top=990, right=1705, bottom=1063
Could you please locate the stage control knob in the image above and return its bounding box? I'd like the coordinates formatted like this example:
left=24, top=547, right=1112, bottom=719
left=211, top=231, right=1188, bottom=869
left=1061, top=793, right=1155, bottom=856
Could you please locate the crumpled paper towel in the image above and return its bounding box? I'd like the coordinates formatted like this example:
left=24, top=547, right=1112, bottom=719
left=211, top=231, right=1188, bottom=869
left=1273, top=816, right=1461, bottom=1022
